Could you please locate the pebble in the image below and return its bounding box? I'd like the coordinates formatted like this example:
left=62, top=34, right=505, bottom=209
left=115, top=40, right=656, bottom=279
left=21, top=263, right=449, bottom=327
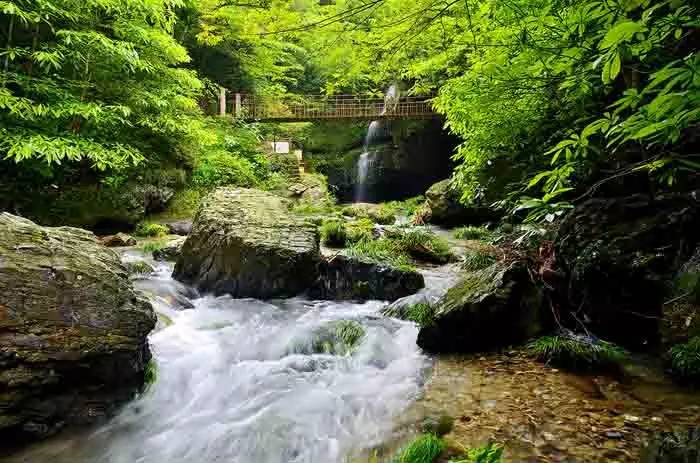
left=605, top=431, right=623, bottom=439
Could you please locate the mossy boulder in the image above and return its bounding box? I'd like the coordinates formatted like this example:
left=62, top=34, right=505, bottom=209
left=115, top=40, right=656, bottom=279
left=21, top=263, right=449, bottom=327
left=556, top=193, right=700, bottom=348
left=152, top=237, right=186, bottom=261
left=309, top=254, right=424, bottom=301
left=423, top=179, right=500, bottom=227
left=0, top=213, right=156, bottom=444
left=173, top=188, right=321, bottom=298
left=100, top=232, right=137, bottom=247
left=417, top=261, right=545, bottom=353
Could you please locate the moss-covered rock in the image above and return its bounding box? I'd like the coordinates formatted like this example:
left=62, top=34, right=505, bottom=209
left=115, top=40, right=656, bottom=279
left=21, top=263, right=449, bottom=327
left=309, top=254, right=424, bottom=302
left=152, top=237, right=186, bottom=261
left=417, top=261, right=545, bottom=353
left=423, top=179, right=501, bottom=227
left=100, top=232, right=137, bottom=247
left=124, top=260, right=155, bottom=275
left=556, top=193, right=700, bottom=348
left=0, top=213, right=156, bottom=444
left=173, top=188, right=321, bottom=298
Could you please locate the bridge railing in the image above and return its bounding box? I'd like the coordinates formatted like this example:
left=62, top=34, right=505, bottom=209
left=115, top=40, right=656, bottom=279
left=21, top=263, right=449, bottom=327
left=227, top=93, right=436, bottom=121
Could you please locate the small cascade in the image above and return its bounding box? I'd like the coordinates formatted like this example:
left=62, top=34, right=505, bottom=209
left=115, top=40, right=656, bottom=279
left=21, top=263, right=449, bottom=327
left=354, top=85, right=399, bottom=203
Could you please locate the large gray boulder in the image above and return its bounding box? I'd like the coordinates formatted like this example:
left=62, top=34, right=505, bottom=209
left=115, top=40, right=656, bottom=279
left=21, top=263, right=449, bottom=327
left=309, top=255, right=424, bottom=301
left=173, top=188, right=321, bottom=298
left=0, top=213, right=156, bottom=443
left=417, top=261, right=545, bottom=353
left=423, top=179, right=500, bottom=227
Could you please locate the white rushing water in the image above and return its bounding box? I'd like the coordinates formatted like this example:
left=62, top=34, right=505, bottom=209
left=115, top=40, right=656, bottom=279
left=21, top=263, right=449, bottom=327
left=354, top=85, right=399, bottom=203
left=9, top=253, right=429, bottom=463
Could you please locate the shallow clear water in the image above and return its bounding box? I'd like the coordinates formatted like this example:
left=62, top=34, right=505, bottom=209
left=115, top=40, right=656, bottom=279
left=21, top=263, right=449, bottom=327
left=7, top=254, right=429, bottom=463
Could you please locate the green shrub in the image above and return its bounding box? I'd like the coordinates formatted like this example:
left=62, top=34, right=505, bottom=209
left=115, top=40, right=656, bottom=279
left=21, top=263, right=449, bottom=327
left=135, top=222, right=169, bottom=237
left=400, top=229, right=454, bottom=264
left=454, top=226, right=492, bottom=241
left=396, top=434, right=445, bottom=463
left=669, top=337, right=700, bottom=381
left=191, top=150, right=259, bottom=189
left=368, top=207, right=396, bottom=225
left=527, top=334, right=628, bottom=370
left=321, top=220, right=348, bottom=247
left=461, top=248, right=497, bottom=271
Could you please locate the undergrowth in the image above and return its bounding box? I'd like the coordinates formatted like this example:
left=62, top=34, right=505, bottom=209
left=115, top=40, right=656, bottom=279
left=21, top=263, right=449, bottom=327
left=461, top=248, right=497, bottom=271
left=347, top=238, right=416, bottom=271
left=668, top=336, right=700, bottom=381
left=528, top=333, right=628, bottom=370
left=453, top=226, right=492, bottom=241
left=135, top=222, right=169, bottom=237
left=321, top=220, right=348, bottom=247
left=396, top=434, right=444, bottom=463
left=141, top=240, right=168, bottom=253
left=404, top=303, right=436, bottom=327
left=400, top=229, right=454, bottom=264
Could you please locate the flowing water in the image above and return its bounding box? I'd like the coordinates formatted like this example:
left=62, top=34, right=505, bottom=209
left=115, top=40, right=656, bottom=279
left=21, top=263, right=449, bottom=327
left=5, top=252, right=431, bottom=463
left=354, top=85, right=399, bottom=203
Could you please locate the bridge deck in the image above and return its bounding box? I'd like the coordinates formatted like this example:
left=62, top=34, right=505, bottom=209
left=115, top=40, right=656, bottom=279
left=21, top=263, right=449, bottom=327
left=228, top=93, right=438, bottom=122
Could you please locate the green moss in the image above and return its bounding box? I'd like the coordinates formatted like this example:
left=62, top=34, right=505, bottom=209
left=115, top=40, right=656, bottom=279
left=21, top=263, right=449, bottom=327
left=151, top=187, right=204, bottom=221
left=527, top=334, right=628, bottom=370
left=321, top=220, right=348, bottom=247
left=342, top=204, right=396, bottom=225
left=346, top=218, right=375, bottom=243
left=396, top=434, right=445, bottom=463
left=454, top=226, right=492, bottom=241
left=134, top=222, right=169, bottom=237
left=668, top=336, right=700, bottom=381
left=143, top=359, right=157, bottom=391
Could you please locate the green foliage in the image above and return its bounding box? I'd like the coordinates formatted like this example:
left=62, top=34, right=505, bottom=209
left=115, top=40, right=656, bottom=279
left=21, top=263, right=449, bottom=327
left=141, top=240, right=168, bottom=254
left=668, top=337, right=700, bottom=381
left=384, top=196, right=426, bottom=218
left=321, top=220, right=348, bottom=248
left=450, top=443, right=504, bottom=463
left=143, top=359, right=157, bottom=392
left=461, top=248, right=497, bottom=272
left=191, top=151, right=259, bottom=189
left=454, top=227, right=492, bottom=241
left=528, top=334, right=628, bottom=371
left=292, top=320, right=366, bottom=356
left=0, top=0, right=203, bottom=169
left=347, top=238, right=416, bottom=272
left=399, top=229, right=454, bottom=265
left=135, top=222, right=168, bottom=238
left=346, top=218, right=375, bottom=244
left=396, top=434, right=444, bottom=463
left=404, top=303, right=435, bottom=328
left=342, top=204, right=396, bottom=225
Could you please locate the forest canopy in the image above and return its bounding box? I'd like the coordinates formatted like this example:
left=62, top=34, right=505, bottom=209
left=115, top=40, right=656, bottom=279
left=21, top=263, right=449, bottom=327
left=0, top=0, right=698, bottom=220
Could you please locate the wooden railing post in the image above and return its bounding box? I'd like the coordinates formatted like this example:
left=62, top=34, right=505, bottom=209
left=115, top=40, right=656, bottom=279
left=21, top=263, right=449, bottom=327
left=219, top=87, right=227, bottom=116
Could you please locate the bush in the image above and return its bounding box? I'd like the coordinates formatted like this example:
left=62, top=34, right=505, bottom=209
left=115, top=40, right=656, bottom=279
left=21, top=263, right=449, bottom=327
left=396, top=434, right=445, bottom=463
left=669, top=337, right=700, bottom=381
left=321, top=220, right=348, bottom=247
left=400, top=229, right=454, bottom=264
left=135, top=222, right=169, bottom=237
left=527, top=332, right=628, bottom=370
left=461, top=248, right=497, bottom=271
left=454, top=226, right=492, bottom=241
left=191, top=150, right=259, bottom=189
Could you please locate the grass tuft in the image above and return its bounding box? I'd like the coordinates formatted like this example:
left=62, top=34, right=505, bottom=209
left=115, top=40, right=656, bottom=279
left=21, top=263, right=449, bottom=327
left=400, top=229, right=454, bottom=264
left=668, top=336, right=700, bottom=381
left=405, top=303, right=436, bottom=327
left=321, top=220, right=348, bottom=247
left=347, top=238, right=416, bottom=272
left=143, top=359, right=157, bottom=392
left=461, top=248, right=497, bottom=272
left=450, top=443, right=504, bottom=463
left=135, top=222, right=169, bottom=238
left=454, top=226, right=492, bottom=241
left=527, top=333, right=628, bottom=370
left=141, top=240, right=168, bottom=253
left=396, top=434, right=445, bottom=463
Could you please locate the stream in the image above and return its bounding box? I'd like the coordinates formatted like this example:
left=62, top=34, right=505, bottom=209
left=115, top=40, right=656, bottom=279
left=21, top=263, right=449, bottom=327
left=4, top=252, right=436, bottom=463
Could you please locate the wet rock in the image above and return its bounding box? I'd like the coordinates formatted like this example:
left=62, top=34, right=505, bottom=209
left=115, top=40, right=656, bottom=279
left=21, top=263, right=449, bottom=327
left=641, top=427, right=700, bottom=462
left=556, top=193, right=700, bottom=348
left=124, top=260, right=155, bottom=275
left=164, top=220, right=193, bottom=236
left=420, top=414, right=454, bottom=437
left=152, top=237, right=186, bottom=261
left=100, top=232, right=137, bottom=247
left=423, top=179, right=500, bottom=227
left=0, top=213, right=156, bottom=445
left=309, top=254, right=424, bottom=302
left=662, top=245, right=700, bottom=347
left=417, top=261, right=545, bottom=353
left=174, top=188, right=321, bottom=298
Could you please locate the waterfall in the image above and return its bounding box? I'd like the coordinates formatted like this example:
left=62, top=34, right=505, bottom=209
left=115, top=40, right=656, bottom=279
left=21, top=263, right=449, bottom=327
left=354, top=85, right=398, bottom=203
